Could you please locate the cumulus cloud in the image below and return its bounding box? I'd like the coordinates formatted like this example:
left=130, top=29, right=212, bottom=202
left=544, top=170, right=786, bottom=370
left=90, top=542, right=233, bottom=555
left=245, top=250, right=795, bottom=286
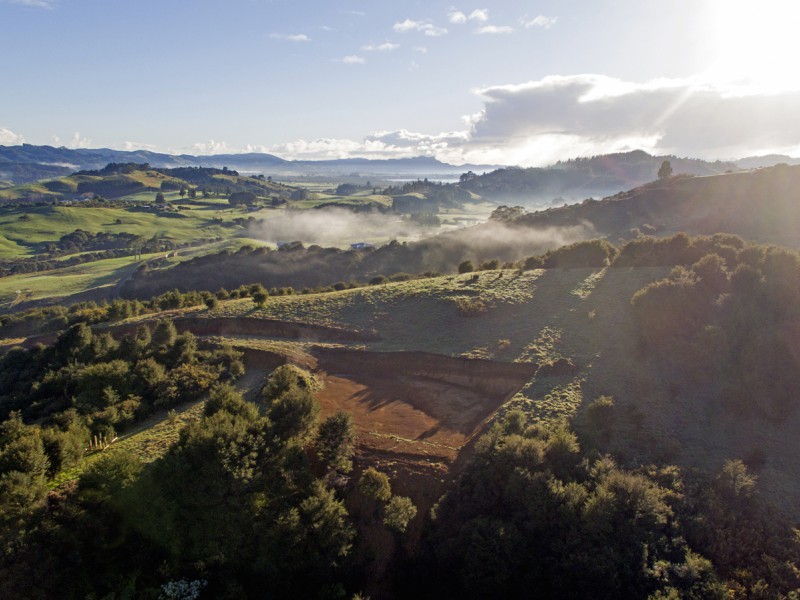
left=393, top=19, right=447, bottom=37
left=266, top=129, right=468, bottom=161
left=269, top=137, right=387, bottom=160
left=190, top=139, right=233, bottom=154
left=413, top=46, right=428, bottom=54
left=0, top=127, right=24, bottom=145
left=361, top=42, right=399, bottom=52
left=119, top=141, right=158, bottom=152
left=449, top=8, right=489, bottom=24
left=476, top=24, right=513, bottom=34
left=521, top=15, right=557, bottom=29
left=365, top=129, right=469, bottom=151
left=462, top=75, right=800, bottom=162
left=193, top=74, right=800, bottom=167
left=468, top=9, right=489, bottom=22
left=269, top=33, right=310, bottom=42
left=447, top=9, right=466, bottom=24
left=341, top=55, right=366, bottom=65
left=55, top=132, right=92, bottom=149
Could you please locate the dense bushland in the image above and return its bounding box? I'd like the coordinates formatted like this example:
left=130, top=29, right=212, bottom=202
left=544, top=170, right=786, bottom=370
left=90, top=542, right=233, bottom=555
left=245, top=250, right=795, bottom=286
left=410, top=412, right=800, bottom=599
left=631, top=237, right=800, bottom=419
left=0, top=368, right=360, bottom=598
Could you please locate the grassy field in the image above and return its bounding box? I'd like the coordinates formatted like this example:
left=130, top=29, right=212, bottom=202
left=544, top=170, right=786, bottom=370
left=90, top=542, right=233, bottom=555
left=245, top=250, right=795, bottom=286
left=199, top=266, right=667, bottom=427
left=0, top=203, right=281, bottom=259
left=0, top=252, right=165, bottom=307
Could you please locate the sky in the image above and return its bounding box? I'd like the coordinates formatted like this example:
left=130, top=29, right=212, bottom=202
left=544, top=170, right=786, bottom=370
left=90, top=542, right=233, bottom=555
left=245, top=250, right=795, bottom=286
left=2, top=0, right=800, bottom=166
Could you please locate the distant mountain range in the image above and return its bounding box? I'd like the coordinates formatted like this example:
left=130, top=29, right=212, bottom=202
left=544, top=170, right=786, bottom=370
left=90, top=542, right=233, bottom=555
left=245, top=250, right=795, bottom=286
left=0, top=144, right=497, bottom=184
left=2, top=144, right=799, bottom=204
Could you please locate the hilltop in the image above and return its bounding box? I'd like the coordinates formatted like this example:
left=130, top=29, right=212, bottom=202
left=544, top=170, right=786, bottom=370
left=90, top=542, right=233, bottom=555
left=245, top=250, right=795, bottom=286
left=511, top=163, right=800, bottom=247
left=458, top=149, right=740, bottom=205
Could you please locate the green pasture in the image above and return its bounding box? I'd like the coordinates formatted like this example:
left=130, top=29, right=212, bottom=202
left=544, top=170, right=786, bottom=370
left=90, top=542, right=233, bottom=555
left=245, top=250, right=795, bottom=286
left=0, top=252, right=166, bottom=307
left=0, top=203, right=277, bottom=259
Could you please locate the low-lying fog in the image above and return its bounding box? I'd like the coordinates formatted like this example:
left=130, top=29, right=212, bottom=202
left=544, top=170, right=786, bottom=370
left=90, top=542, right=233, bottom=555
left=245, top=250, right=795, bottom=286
left=247, top=207, right=595, bottom=271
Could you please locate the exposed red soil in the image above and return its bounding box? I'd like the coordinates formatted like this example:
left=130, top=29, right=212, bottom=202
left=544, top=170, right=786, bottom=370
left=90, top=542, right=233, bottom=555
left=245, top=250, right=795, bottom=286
left=312, top=348, right=536, bottom=463
left=236, top=344, right=536, bottom=525
left=5, top=316, right=536, bottom=545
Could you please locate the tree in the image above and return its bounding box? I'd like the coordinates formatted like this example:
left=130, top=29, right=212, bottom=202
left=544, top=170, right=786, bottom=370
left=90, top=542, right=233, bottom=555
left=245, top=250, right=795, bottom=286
left=458, top=260, right=475, bottom=274
left=658, top=160, right=673, bottom=180
left=155, top=192, right=166, bottom=204
left=262, top=364, right=316, bottom=401
left=267, top=387, right=320, bottom=441
left=252, top=287, right=268, bottom=307
left=383, top=496, right=417, bottom=533
left=315, top=411, right=356, bottom=473
left=358, top=467, right=391, bottom=502
left=229, top=191, right=257, bottom=206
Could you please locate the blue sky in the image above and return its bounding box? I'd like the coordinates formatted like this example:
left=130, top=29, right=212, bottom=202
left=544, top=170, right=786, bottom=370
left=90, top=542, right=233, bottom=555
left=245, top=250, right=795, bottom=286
left=2, top=0, right=800, bottom=165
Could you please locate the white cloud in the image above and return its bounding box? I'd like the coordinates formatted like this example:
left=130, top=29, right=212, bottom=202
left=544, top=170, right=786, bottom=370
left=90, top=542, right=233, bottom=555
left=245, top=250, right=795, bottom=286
left=266, top=129, right=469, bottom=161
left=447, top=9, right=466, bottom=24
left=476, top=25, right=514, bottom=34
left=118, top=141, right=158, bottom=152
left=190, top=139, right=232, bottom=154
left=468, top=9, right=489, bottom=22
left=393, top=19, right=448, bottom=37
left=269, top=33, right=310, bottom=42
left=342, top=55, right=366, bottom=65
left=361, top=42, right=399, bottom=52
left=413, top=46, right=428, bottom=54
left=0, top=127, right=24, bottom=145
left=522, top=15, right=557, bottom=29
left=61, top=131, right=92, bottom=148
left=461, top=74, right=800, bottom=162
left=269, top=74, right=800, bottom=167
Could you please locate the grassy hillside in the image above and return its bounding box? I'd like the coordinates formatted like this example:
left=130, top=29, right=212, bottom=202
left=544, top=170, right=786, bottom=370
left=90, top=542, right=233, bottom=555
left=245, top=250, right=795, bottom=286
left=516, top=164, right=800, bottom=246
left=115, top=262, right=800, bottom=519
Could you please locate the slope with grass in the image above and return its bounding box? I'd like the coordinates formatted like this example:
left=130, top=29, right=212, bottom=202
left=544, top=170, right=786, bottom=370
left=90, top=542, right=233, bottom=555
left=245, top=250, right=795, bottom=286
left=517, top=164, right=800, bottom=247
left=109, top=264, right=800, bottom=520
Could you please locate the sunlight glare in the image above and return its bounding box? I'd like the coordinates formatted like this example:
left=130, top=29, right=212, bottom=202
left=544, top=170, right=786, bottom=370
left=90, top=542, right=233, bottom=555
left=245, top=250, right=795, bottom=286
left=708, top=0, right=800, bottom=93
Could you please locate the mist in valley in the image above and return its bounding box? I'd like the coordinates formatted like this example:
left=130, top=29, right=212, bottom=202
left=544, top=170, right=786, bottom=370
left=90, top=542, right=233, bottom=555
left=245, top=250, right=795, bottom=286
left=245, top=207, right=596, bottom=277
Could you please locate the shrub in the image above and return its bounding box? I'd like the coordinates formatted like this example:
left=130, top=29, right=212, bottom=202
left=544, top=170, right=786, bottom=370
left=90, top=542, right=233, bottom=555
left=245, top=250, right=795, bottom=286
left=454, top=296, right=488, bottom=316
left=458, top=260, right=475, bottom=274
left=383, top=496, right=417, bottom=533
left=358, top=467, right=391, bottom=502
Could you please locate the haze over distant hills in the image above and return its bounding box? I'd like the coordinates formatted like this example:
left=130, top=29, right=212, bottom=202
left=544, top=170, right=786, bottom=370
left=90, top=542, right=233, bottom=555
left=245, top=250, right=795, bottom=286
left=2, top=144, right=799, bottom=208
left=0, top=144, right=498, bottom=183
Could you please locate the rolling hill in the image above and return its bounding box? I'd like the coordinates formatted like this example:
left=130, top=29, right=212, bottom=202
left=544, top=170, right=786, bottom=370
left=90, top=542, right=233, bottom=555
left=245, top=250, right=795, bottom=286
left=458, top=149, right=740, bottom=205
left=514, top=163, right=800, bottom=247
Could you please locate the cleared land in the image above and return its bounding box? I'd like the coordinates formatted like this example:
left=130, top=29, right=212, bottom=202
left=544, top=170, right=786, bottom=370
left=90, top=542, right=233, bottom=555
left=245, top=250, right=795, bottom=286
left=10, top=264, right=800, bottom=519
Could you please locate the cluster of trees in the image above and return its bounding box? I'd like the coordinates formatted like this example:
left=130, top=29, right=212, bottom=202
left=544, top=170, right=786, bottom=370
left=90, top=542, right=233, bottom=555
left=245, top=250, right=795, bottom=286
left=48, top=229, right=144, bottom=255
left=0, top=352, right=418, bottom=598
left=75, top=162, right=152, bottom=176
left=75, top=177, right=146, bottom=199
left=0, top=288, right=224, bottom=339
left=0, top=228, right=222, bottom=278
left=409, top=411, right=800, bottom=599
left=0, top=319, right=243, bottom=429
left=631, top=236, right=800, bottom=419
